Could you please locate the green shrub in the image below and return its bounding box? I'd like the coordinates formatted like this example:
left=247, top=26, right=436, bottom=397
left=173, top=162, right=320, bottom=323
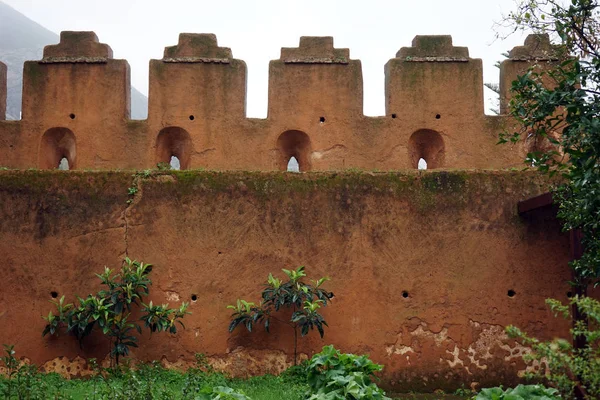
left=228, top=266, right=333, bottom=365
left=305, top=345, right=390, bottom=400
left=42, top=257, right=190, bottom=365
left=507, top=296, right=600, bottom=399
left=474, top=384, right=559, bottom=400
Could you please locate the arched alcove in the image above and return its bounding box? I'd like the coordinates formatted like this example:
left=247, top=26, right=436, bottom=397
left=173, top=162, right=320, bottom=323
left=277, top=130, right=311, bottom=172
left=39, top=127, right=77, bottom=170
left=408, top=129, right=445, bottom=169
left=156, top=127, right=192, bottom=170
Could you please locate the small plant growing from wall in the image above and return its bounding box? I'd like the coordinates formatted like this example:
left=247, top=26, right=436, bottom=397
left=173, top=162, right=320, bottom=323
left=227, top=266, right=333, bottom=365
left=42, top=257, right=190, bottom=365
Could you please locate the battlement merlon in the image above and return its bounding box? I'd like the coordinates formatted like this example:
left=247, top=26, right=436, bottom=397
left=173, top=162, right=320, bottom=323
left=508, top=34, right=560, bottom=61
left=148, top=33, right=246, bottom=125
left=280, top=36, right=350, bottom=64
left=268, top=36, right=361, bottom=120
left=42, top=31, right=113, bottom=63
left=385, top=35, right=483, bottom=117
left=396, top=35, right=469, bottom=62
left=0, top=61, right=6, bottom=120
left=163, top=33, right=233, bottom=63
left=499, top=34, right=560, bottom=114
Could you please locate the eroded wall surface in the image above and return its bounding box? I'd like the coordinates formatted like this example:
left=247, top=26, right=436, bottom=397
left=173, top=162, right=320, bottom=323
left=0, top=170, right=578, bottom=391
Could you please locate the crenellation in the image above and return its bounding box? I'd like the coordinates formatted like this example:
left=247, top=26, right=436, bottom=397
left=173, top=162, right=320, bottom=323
left=42, top=31, right=113, bottom=62
left=508, top=33, right=559, bottom=61
left=396, top=35, right=469, bottom=61
left=499, top=34, right=559, bottom=114
left=0, top=32, right=554, bottom=171
left=281, top=36, right=349, bottom=64
left=163, top=33, right=232, bottom=62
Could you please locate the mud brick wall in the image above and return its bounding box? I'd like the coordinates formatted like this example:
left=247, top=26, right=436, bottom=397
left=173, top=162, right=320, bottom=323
left=0, top=169, right=582, bottom=392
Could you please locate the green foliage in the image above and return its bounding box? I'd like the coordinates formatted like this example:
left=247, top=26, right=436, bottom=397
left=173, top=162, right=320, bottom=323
left=305, top=345, right=390, bottom=400
left=500, top=0, right=600, bottom=286
left=196, top=385, right=252, bottom=400
left=228, top=266, right=334, bottom=365
left=507, top=296, right=600, bottom=399
left=157, top=162, right=172, bottom=171
left=42, top=258, right=190, bottom=365
left=474, top=384, right=560, bottom=400
left=0, top=349, right=312, bottom=400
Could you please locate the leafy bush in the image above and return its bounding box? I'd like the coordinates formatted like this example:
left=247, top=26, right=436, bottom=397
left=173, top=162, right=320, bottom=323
left=475, top=384, right=559, bottom=400
left=42, top=257, right=190, bottom=365
left=305, top=345, right=390, bottom=400
left=507, top=296, right=600, bottom=399
left=228, top=266, right=334, bottom=365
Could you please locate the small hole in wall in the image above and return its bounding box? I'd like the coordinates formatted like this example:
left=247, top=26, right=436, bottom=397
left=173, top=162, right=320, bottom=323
left=391, top=113, right=397, bottom=119
left=50, top=291, right=58, bottom=298
left=402, top=291, right=409, bottom=298
left=319, top=116, right=326, bottom=123
left=69, top=113, right=76, bottom=120
left=435, top=114, right=441, bottom=119
left=218, top=251, right=223, bottom=255
left=567, top=291, right=573, bottom=298
left=508, top=289, right=516, bottom=298
left=189, top=115, right=195, bottom=121
left=191, top=294, right=198, bottom=302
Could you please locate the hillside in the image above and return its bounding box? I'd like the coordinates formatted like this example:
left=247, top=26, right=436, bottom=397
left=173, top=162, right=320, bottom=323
left=0, top=1, right=148, bottom=119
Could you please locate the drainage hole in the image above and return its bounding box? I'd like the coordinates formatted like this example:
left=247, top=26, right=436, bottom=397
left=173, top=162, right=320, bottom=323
left=191, top=294, right=198, bottom=302
left=50, top=291, right=58, bottom=298
left=69, top=113, right=76, bottom=120
left=402, top=291, right=409, bottom=298
left=319, top=116, right=326, bottom=123
left=189, top=115, right=195, bottom=121
left=507, top=289, right=516, bottom=298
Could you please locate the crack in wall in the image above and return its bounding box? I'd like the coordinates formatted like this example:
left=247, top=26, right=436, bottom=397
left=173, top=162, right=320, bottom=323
left=120, top=174, right=144, bottom=258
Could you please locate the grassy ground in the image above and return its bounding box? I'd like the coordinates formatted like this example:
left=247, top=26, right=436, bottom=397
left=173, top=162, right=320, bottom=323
left=0, top=365, right=471, bottom=400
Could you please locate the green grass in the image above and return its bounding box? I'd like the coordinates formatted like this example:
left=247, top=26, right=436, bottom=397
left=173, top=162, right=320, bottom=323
left=0, top=364, right=471, bottom=400
left=0, top=365, right=311, bottom=400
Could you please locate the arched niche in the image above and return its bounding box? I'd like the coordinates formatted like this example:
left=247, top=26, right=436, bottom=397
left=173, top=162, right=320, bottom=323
left=39, top=127, right=77, bottom=170
left=156, top=127, right=192, bottom=170
left=277, top=130, right=311, bottom=172
left=408, top=129, right=445, bottom=169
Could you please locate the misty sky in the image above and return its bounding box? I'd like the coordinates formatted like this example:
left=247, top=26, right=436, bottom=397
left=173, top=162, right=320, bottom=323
left=4, top=0, right=528, bottom=117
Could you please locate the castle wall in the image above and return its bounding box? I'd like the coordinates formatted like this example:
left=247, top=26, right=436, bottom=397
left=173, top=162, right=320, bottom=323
left=0, top=170, right=579, bottom=391
left=0, top=32, right=576, bottom=392
left=0, top=32, right=553, bottom=171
